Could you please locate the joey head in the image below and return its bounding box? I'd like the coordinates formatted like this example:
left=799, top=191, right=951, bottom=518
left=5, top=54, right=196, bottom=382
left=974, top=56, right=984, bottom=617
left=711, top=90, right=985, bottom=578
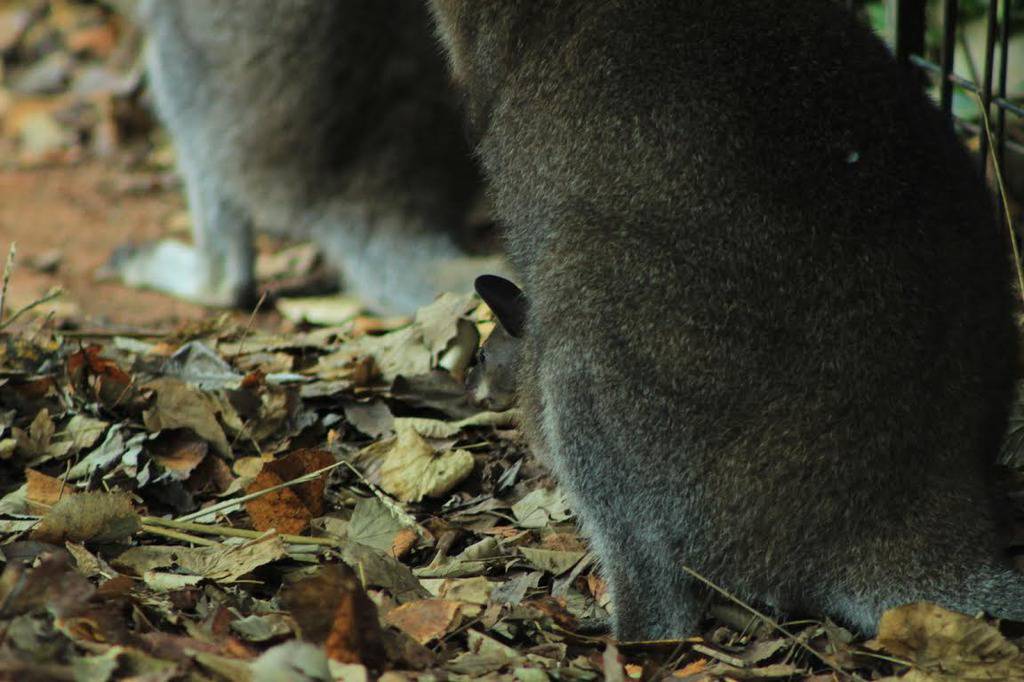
left=466, top=275, right=525, bottom=412
left=431, top=0, right=1024, bottom=640
left=114, top=0, right=504, bottom=315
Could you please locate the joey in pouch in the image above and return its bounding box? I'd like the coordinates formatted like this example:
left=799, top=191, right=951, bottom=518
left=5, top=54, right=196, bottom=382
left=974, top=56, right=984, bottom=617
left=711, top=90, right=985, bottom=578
left=466, top=275, right=525, bottom=413
left=433, top=0, right=1024, bottom=639
left=115, top=0, right=501, bottom=314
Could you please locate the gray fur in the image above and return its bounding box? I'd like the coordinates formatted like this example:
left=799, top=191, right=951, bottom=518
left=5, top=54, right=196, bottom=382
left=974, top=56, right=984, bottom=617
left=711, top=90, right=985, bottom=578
left=431, top=0, right=1024, bottom=639
left=118, top=0, right=499, bottom=314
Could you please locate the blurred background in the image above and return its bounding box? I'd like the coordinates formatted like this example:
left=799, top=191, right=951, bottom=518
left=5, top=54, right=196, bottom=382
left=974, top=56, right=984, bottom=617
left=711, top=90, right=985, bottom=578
left=0, top=0, right=1021, bottom=330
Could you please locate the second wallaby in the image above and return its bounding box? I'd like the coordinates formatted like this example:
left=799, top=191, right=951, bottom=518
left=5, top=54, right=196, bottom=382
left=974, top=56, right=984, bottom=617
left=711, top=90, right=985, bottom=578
left=435, top=0, right=1024, bottom=639
left=114, top=0, right=500, bottom=315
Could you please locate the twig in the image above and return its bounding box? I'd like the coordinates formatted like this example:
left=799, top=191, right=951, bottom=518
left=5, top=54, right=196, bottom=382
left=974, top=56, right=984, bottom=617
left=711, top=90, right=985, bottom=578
left=58, top=329, right=171, bottom=339
left=141, top=516, right=338, bottom=546
left=0, top=287, right=64, bottom=331
left=174, top=458, right=347, bottom=523
left=236, top=290, right=268, bottom=357
left=140, top=523, right=219, bottom=546
left=340, top=459, right=424, bottom=537
left=0, top=243, right=16, bottom=325
left=681, top=565, right=863, bottom=682
left=691, top=643, right=747, bottom=669
left=974, top=91, right=1024, bottom=303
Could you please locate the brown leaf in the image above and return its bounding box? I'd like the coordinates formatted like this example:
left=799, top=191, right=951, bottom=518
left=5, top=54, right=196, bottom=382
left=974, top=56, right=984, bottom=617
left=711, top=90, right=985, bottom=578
left=32, top=491, right=139, bottom=544
left=24, top=468, right=70, bottom=513
left=280, top=564, right=386, bottom=667
left=67, top=345, right=136, bottom=409
left=384, top=599, right=463, bottom=645
left=142, top=377, right=230, bottom=456
left=0, top=551, right=94, bottom=618
left=873, top=603, right=1024, bottom=681
left=244, top=448, right=335, bottom=534
left=370, top=423, right=474, bottom=503
left=113, top=533, right=286, bottom=583
left=149, top=429, right=208, bottom=480
left=391, top=527, right=418, bottom=559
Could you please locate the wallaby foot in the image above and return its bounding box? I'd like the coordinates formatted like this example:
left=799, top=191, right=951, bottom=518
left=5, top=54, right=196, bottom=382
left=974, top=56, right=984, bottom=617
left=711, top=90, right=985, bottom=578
left=105, top=238, right=256, bottom=308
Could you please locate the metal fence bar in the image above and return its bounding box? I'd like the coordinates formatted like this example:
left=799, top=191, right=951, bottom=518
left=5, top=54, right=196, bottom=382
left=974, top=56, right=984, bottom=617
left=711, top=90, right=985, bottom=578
left=978, top=0, right=1000, bottom=177
left=940, top=0, right=960, bottom=117
left=996, top=0, right=1013, bottom=180
left=894, top=0, right=926, bottom=66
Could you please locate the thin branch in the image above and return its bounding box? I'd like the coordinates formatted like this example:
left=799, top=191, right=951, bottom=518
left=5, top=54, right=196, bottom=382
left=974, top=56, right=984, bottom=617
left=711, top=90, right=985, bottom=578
left=681, top=565, right=864, bottom=682
left=174, top=458, right=347, bottom=523
left=141, top=516, right=338, bottom=546
left=973, top=91, right=1024, bottom=303
left=0, top=287, right=64, bottom=331
left=0, top=242, right=15, bottom=325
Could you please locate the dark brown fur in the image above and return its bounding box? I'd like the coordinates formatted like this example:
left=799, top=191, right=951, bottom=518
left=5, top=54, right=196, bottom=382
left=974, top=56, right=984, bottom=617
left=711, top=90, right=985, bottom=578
left=433, top=0, right=1024, bottom=639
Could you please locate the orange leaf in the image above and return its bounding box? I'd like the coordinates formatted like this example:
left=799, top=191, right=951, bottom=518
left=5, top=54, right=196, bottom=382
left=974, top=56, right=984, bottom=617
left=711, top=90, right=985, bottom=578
left=244, top=448, right=335, bottom=534
left=25, top=468, right=70, bottom=513
left=244, top=471, right=312, bottom=535
left=673, top=659, right=708, bottom=677
left=280, top=564, right=385, bottom=667
left=384, top=599, right=462, bottom=645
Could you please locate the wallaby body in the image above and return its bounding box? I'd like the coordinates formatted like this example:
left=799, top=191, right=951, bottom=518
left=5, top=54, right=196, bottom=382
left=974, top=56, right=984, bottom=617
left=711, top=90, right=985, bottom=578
left=435, top=0, right=1024, bottom=639
left=117, top=0, right=497, bottom=314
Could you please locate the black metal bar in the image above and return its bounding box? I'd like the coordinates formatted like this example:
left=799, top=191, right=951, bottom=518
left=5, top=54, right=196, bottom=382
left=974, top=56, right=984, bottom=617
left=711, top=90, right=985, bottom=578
left=939, top=0, right=959, bottom=118
left=996, top=0, right=1012, bottom=181
left=894, top=0, right=926, bottom=66
left=978, top=0, right=999, bottom=177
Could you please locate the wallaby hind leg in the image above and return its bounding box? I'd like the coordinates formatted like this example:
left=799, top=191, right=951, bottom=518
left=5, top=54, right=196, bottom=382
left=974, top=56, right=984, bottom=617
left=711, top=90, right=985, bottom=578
left=589, top=528, right=703, bottom=641
left=313, top=210, right=509, bottom=314
left=108, top=154, right=257, bottom=308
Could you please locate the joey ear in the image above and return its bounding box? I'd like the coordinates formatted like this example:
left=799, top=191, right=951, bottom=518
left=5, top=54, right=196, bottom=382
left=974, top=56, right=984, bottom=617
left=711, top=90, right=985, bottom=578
left=475, top=274, right=527, bottom=338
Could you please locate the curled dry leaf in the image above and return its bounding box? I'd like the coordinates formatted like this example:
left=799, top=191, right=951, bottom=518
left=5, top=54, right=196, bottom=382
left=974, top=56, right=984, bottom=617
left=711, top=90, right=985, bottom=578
left=512, top=488, right=573, bottom=529
left=113, top=533, right=287, bottom=583
left=373, top=422, right=474, bottom=503
left=25, top=468, right=69, bottom=512
left=142, top=377, right=231, bottom=456
left=279, top=564, right=386, bottom=668
left=32, top=491, right=139, bottom=544
left=384, top=599, right=463, bottom=645
left=872, top=602, right=1024, bottom=681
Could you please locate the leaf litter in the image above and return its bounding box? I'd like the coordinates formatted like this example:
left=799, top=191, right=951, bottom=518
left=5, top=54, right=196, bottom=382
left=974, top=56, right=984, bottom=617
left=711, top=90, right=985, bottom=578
left=3, top=2, right=1024, bottom=680
left=6, top=280, right=1023, bottom=680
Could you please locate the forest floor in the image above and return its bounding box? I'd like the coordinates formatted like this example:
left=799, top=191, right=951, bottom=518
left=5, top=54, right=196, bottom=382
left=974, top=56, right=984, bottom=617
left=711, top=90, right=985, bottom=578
left=3, top=2, right=1024, bottom=681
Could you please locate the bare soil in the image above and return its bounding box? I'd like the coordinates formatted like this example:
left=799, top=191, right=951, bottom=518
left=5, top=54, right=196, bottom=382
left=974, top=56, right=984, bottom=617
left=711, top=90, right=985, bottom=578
left=0, top=162, right=211, bottom=329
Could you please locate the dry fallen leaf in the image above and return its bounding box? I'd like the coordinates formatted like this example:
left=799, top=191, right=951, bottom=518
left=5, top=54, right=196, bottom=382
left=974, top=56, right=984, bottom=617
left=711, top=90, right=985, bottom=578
left=371, top=422, right=474, bottom=503
left=245, top=448, right=335, bottom=534
left=384, top=599, right=463, bottom=645
left=142, top=377, right=231, bottom=456
left=32, top=491, right=139, bottom=544
left=113, top=533, right=287, bottom=583
left=25, top=468, right=70, bottom=512
left=872, top=602, right=1024, bottom=681
left=280, top=564, right=386, bottom=667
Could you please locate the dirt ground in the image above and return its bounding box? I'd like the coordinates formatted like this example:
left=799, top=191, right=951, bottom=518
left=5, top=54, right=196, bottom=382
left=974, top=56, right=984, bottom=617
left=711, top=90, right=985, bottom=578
left=0, top=161, right=212, bottom=329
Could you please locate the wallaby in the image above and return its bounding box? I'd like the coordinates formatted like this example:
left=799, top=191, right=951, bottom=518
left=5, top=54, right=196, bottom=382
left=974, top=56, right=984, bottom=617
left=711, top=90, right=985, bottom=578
left=435, top=0, right=1024, bottom=640
left=466, top=275, right=524, bottom=412
left=114, top=0, right=501, bottom=315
